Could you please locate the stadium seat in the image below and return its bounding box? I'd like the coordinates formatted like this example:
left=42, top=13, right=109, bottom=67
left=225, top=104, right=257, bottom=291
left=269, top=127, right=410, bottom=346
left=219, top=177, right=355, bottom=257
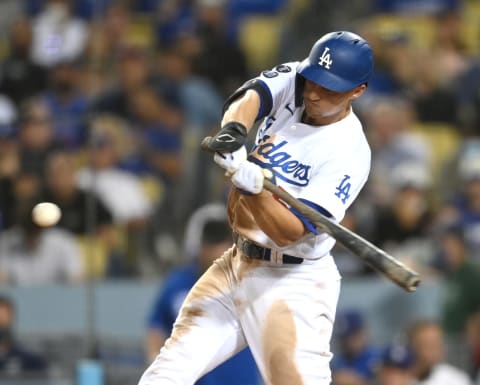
left=462, top=2, right=480, bottom=54
left=412, top=123, right=460, bottom=187
left=238, top=15, right=283, bottom=72
left=368, top=14, right=435, bottom=49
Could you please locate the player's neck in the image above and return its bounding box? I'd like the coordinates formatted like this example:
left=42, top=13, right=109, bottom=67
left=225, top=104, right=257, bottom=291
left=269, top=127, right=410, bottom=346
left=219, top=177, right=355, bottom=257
left=302, top=105, right=351, bottom=126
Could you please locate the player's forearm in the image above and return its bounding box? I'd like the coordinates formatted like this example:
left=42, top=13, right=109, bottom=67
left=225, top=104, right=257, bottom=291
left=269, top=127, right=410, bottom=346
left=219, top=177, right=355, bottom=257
left=221, top=90, right=261, bottom=132
left=242, top=191, right=307, bottom=246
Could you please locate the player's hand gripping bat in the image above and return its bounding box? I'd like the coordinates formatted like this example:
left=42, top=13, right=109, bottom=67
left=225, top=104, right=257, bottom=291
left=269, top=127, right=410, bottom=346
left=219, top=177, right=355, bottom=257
left=201, top=137, right=421, bottom=292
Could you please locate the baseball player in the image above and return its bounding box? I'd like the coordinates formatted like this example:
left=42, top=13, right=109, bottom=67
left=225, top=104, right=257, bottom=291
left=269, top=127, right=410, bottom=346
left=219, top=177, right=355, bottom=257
left=138, top=30, right=374, bottom=385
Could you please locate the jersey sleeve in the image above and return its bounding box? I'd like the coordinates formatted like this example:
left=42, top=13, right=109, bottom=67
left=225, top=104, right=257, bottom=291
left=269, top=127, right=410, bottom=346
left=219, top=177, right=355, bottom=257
left=297, top=159, right=369, bottom=224
left=223, top=62, right=299, bottom=120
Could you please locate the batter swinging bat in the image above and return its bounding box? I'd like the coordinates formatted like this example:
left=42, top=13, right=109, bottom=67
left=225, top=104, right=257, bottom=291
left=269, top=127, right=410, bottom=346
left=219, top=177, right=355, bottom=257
left=201, top=137, right=421, bottom=292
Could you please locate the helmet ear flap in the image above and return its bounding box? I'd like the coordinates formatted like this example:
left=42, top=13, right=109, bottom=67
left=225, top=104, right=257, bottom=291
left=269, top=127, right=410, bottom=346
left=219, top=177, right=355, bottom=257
left=294, top=73, right=306, bottom=107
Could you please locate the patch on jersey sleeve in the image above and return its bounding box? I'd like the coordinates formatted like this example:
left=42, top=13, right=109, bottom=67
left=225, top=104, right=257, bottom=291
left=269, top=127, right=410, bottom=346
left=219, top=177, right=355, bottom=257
left=334, top=175, right=352, bottom=204
left=262, top=70, right=279, bottom=78
left=275, top=64, right=292, bottom=73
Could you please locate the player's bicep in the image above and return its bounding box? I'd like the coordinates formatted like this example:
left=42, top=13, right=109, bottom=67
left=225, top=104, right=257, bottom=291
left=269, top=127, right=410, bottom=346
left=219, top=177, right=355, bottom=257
left=221, top=89, right=262, bottom=130
left=222, top=62, right=298, bottom=121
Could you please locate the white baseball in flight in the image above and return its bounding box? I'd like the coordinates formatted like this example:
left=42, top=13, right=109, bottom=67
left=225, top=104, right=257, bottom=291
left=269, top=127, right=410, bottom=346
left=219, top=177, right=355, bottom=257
left=32, top=202, right=62, bottom=227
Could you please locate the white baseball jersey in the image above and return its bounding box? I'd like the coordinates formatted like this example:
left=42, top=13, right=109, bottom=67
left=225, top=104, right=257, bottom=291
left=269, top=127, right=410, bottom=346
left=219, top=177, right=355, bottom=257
left=139, top=62, right=371, bottom=385
left=230, top=61, right=371, bottom=260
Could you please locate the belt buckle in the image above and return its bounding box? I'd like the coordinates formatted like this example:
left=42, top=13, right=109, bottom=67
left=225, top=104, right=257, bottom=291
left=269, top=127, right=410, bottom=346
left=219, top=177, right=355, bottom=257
left=236, top=234, right=269, bottom=261
left=250, top=243, right=264, bottom=260
left=244, top=238, right=265, bottom=260
left=239, top=236, right=257, bottom=260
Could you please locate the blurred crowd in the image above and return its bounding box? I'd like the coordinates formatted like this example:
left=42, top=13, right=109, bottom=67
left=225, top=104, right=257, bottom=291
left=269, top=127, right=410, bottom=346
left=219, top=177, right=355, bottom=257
left=0, top=0, right=479, bottom=381
left=330, top=309, right=480, bottom=385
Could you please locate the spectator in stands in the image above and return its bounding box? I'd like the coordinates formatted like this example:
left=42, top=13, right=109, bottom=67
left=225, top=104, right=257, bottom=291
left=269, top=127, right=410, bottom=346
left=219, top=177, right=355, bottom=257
left=0, top=18, right=48, bottom=105
left=98, top=0, right=131, bottom=55
left=11, top=171, right=42, bottom=231
left=0, top=110, right=19, bottom=230
left=0, top=202, right=83, bottom=286
left=408, top=320, right=471, bottom=385
left=43, top=151, right=113, bottom=235
left=371, top=162, right=435, bottom=271
left=43, top=150, right=133, bottom=274
left=31, top=0, right=89, bottom=68
left=364, top=98, right=431, bottom=207
left=41, top=60, right=89, bottom=149
left=81, top=2, right=135, bottom=99
left=45, top=150, right=137, bottom=277
left=409, top=45, right=458, bottom=125
left=145, top=203, right=260, bottom=385
left=333, top=210, right=373, bottom=276
left=279, top=1, right=369, bottom=63
left=438, top=142, right=480, bottom=258
left=455, top=39, right=480, bottom=135
left=432, top=11, right=470, bottom=85
left=17, top=98, right=59, bottom=178
left=437, top=224, right=480, bottom=336
left=127, top=85, right=183, bottom=184
left=155, top=45, right=224, bottom=220
left=156, top=45, right=222, bottom=134
left=358, top=31, right=412, bottom=103
left=375, top=343, right=414, bottom=385
left=331, top=310, right=381, bottom=385
left=76, top=117, right=154, bottom=225
left=0, top=295, right=48, bottom=375
left=93, top=46, right=152, bottom=120
left=78, top=115, right=165, bottom=274
left=189, top=0, right=248, bottom=97
left=466, top=312, right=480, bottom=383
left=154, top=0, right=195, bottom=48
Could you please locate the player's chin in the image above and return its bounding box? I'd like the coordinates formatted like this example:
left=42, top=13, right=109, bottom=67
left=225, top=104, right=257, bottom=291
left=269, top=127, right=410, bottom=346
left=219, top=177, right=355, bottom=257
left=304, top=103, right=322, bottom=117
left=305, top=106, right=336, bottom=120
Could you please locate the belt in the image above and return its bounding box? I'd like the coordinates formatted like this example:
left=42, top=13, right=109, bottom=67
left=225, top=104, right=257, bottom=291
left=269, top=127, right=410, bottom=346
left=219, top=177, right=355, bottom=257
left=233, top=232, right=303, bottom=264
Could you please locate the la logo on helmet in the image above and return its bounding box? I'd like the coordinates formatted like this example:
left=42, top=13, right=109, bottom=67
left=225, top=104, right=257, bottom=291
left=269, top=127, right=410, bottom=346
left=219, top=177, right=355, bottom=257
left=318, top=47, right=333, bottom=69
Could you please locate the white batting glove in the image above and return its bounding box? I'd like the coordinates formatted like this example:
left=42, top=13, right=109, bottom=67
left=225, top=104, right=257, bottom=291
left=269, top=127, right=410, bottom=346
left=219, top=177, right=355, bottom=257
left=213, top=146, right=248, bottom=174
left=231, top=161, right=264, bottom=194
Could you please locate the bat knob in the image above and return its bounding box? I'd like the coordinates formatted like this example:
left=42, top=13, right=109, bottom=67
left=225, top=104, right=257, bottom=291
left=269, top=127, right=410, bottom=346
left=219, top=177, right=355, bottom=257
left=200, top=136, right=213, bottom=152
left=262, top=169, right=273, bottom=180
left=406, top=275, right=421, bottom=292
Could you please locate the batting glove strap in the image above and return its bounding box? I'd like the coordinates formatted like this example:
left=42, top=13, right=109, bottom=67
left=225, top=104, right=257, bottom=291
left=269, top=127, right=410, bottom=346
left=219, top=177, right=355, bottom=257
left=231, top=161, right=264, bottom=195
left=213, top=146, right=248, bottom=174
left=207, top=121, right=248, bottom=152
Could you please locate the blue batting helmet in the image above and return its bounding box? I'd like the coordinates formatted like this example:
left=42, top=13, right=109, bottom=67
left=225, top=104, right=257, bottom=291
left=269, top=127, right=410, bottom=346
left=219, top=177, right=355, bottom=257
left=297, top=31, right=374, bottom=92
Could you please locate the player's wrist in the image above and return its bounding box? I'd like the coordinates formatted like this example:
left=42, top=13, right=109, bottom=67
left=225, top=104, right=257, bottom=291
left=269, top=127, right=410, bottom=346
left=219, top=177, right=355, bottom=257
left=207, top=121, right=248, bottom=153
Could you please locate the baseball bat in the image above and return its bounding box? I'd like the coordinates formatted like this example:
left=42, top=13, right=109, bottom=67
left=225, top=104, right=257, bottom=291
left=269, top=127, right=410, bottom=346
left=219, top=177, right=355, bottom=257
left=201, top=138, right=421, bottom=292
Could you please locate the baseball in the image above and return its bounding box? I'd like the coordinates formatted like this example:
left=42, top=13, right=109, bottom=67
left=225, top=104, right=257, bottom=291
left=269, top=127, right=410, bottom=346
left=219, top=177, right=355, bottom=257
left=32, top=202, right=62, bottom=227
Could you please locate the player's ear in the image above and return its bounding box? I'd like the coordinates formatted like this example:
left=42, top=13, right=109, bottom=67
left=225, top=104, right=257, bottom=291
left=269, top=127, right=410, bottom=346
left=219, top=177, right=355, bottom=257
left=350, top=84, right=367, bottom=100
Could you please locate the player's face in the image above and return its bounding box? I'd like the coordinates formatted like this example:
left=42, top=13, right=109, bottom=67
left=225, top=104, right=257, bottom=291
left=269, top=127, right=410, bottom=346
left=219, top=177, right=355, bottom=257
left=302, top=80, right=365, bottom=125
left=411, top=325, right=444, bottom=367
